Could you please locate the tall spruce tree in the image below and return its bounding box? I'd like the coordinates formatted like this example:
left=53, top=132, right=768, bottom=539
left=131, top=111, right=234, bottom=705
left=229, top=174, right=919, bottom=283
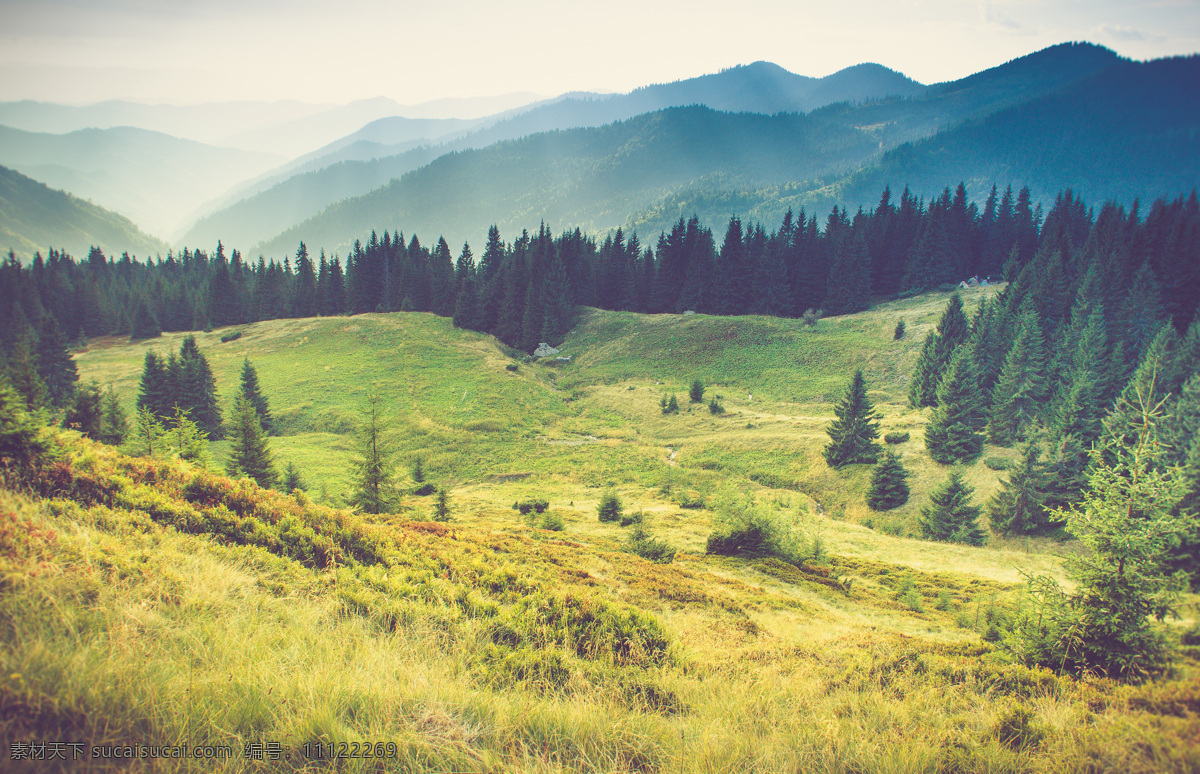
left=178, top=336, right=222, bottom=439
left=349, top=391, right=398, bottom=514
left=136, top=351, right=172, bottom=422
left=925, top=344, right=987, bottom=464
left=866, top=450, right=910, bottom=510
left=909, top=293, right=970, bottom=408
left=824, top=369, right=882, bottom=467
left=36, top=315, right=77, bottom=408
left=988, top=308, right=1047, bottom=445
left=226, top=393, right=277, bottom=489
left=239, top=357, right=273, bottom=435
left=986, top=441, right=1050, bottom=535
left=920, top=470, right=985, bottom=545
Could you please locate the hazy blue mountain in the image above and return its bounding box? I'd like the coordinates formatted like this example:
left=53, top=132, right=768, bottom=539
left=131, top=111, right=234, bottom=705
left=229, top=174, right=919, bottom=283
left=256, top=106, right=882, bottom=255
left=189, top=44, right=1123, bottom=253
left=0, top=92, right=544, bottom=156
left=628, top=54, right=1200, bottom=236
left=0, top=165, right=167, bottom=260
left=182, top=61, right=926, bottom=248
left=837, top=55, right=1200, bottom=208
left=0, top=125, right=285, bottom=239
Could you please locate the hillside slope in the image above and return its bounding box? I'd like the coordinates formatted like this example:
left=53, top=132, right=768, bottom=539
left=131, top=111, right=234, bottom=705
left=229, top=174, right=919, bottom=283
left=0, top=165, right=167, bottom=259
left=13, top=287, right=1200, bottom=772
left=0, top=124, right=284, bottom=238
left=630, top=53, right=1200, bottom=234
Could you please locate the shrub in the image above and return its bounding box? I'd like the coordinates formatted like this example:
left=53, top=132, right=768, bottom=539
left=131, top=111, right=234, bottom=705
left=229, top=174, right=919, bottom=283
left=625, top=523, right=676, bottom=564
left=893, top=320, right=905, bottom=340
left=412, top=483, right=435, bottom=496
left=619, top=510, right=644, bottom=527
left=991, top=705, right=1045, bottom=751
left=660, top=394, right=679, bottom=414
left=506, top=363, right=519, bottom=372
left=884, top=431, right=910, bottom=444
left=219, top=330, right=243, bottom=343
left=984, top=456, right=1012, bottom=471
left=705, top=491, right=803, bottom=562
left=513, top=498, right=549, bottom=515
left=676, top=492, right=706, bottom=509
left=801, top=308, right=823, bottom=326
left=597, top=490, right=622, bottom=522
left=537, top=512, right=564, bottom=531
left=708, top=397, right=725, bottom=414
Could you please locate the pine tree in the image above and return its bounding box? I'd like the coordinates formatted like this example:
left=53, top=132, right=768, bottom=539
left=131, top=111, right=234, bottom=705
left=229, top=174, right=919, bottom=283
left=925, top=344, right=987, bottom=464
left=36, top=315, right=77, bottom=407
left=0, top=374, right=50, bottom=474
left=178, top=336, right=222, bottom=439
left=226, top=393, right=277, bottom=489
left=63, top=381, right=104, bottom=439
left=434, top=487, right=451, bottom=522
left=598, top=490, right=623, bottom=522
left=908, top=331, right=941, bottom=408
left=1009, top=395, right=1192, bottom=680
left=986, top=441, right=1050, bottom=535
left=988, top=309, right=1047, bottom=445
left=350, top=391, right=398, bottom=514
left=239, top=357, right=273, bottom=435
left=136, top=351, right=172, bottom=422
left=282, top=461, right=305, bottom=492
left=7, top=338, right=49, bottom=411
left=824, top=369, right=882, bottom=467
left=689, top=379, right=705, bottom=403
left=920, top=470, right=985, bottom=545
left=129, top=298, right=161, bottom=340
left=909, top=293, right=970, bottom=408
left=99, top=385, right=127, bottom=445
left=866, top=450, right=910, bottom=510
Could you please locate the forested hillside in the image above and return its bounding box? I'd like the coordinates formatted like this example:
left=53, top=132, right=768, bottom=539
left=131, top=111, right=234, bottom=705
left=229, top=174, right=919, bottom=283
left=184, top=43, right=1125, bottom=253
left=0, top=165, right=166, bottom=260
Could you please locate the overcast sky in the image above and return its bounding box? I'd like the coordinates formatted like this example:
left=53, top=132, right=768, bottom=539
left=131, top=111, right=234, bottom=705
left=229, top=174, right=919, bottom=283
left=1, top=0, right=1196, bottom=106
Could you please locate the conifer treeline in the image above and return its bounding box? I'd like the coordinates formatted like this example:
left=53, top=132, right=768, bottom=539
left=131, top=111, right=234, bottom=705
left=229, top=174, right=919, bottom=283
left=905, top=192, right=1200, bottom=548
left=2, top=185, right=1197, bottom=376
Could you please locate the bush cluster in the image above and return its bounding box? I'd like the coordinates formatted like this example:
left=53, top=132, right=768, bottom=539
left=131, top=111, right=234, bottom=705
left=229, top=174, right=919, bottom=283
left=884, top=432, right=910, bottom=444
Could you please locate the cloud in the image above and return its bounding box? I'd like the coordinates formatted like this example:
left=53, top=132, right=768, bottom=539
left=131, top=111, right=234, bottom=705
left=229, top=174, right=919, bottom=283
left=977, top=0, right=1022, bottom=31
left=1092, top=24, right=1151, bottom=42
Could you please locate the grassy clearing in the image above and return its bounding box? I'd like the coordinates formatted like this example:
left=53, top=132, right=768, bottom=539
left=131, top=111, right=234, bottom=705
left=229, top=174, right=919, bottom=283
left=45, top=286, right=1199, bottom=770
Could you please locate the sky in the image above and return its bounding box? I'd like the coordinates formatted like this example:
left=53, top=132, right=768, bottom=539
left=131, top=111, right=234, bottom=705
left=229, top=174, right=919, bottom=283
left=0, top=0, right=1197, bottom=106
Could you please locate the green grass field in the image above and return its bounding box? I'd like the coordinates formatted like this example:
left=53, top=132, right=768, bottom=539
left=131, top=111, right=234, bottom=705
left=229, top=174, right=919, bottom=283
left=8, top=286, right=1190, bottom=772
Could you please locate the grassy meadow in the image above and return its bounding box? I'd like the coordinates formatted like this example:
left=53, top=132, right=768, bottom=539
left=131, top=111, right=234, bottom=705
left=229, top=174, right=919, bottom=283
left=2, top=286, right=1195, bottom=772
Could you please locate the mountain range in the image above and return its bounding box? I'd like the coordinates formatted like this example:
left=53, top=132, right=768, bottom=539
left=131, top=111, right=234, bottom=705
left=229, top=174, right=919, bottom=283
left=2, top=42, right=1196, bottom=261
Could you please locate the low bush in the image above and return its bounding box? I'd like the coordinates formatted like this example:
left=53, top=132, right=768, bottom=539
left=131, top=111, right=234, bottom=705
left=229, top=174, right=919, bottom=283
left=884, top=432, right=910, bottom=444
left=984, top=456, right=1012, bottom=471
left=513, top=498, right=550, bottom=515
left=219, top=330, right=243, bottom=343
left=505, top=363, right=519, bottom=372
left=619, top=511, right=644, bottom=527
left=705, top=490, right=804, bottom=562
left=625, top=524, right=675, bottom=564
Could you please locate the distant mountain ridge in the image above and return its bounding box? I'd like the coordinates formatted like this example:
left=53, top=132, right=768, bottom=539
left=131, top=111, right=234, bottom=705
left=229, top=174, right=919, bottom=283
left=0, top=124, right=285, bottom=239
left=250, top=43, right=1154, bottom=256
left=0, top=165, right=167, bottom=259
left=181, top=60, right=932, bottom=249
